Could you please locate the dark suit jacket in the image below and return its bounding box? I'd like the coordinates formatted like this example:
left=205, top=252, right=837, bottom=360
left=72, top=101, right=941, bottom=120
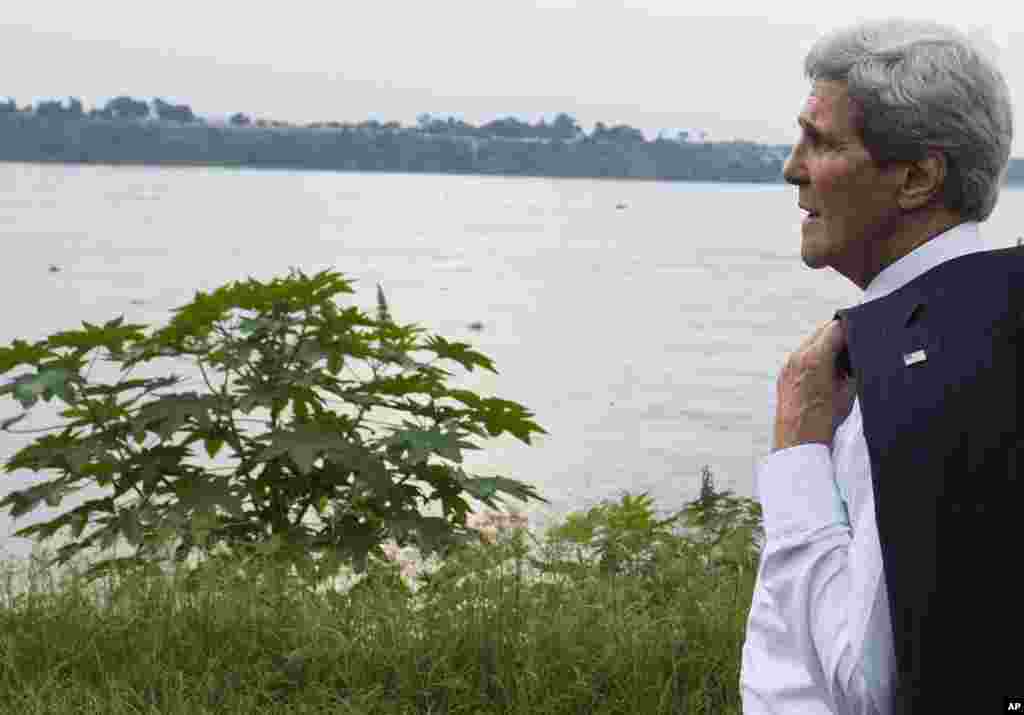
left=833, top=245, right=1024, bottom=714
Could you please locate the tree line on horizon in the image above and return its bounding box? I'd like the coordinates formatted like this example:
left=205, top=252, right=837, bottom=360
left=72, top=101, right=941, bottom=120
left=0, top=95, right=659, bottom=144
left=1, top=94, right=1022, bottom=185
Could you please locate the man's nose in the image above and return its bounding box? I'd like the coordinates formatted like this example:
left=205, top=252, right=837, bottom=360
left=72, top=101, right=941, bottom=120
left=782, top=150, right=806, bottom=186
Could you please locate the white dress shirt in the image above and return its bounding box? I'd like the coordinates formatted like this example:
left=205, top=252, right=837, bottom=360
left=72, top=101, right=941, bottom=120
left=739, top=221, right=989, bottom=715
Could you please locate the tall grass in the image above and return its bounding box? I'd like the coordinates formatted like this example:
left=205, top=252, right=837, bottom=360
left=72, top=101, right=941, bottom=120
left=0, top=466, right=763, bottom=714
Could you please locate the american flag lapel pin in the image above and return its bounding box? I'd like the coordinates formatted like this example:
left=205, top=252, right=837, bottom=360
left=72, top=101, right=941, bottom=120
left=903, top=349, right=927, bottom=366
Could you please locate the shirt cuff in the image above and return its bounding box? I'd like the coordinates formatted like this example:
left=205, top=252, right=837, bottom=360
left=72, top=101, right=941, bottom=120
left=755, top=443, right=848, bottom=542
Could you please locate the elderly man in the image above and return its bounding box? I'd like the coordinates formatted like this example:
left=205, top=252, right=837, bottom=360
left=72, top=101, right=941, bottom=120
left=740, top=17, right=1018, bottom=715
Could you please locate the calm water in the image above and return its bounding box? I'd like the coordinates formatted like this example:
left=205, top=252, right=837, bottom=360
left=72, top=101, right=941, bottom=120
left=1, top=161, right=1020, bottom=590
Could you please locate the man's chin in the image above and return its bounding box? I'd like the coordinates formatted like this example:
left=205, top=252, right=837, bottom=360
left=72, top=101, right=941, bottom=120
left=802, top=219, right=841, bottom=265
left=800, top=242, right=831, bottom=269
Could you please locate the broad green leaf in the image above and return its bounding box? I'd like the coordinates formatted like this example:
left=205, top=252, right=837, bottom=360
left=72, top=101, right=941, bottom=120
left=132, top=393, right=214, bottom=442
left=66, top=446, right=94, bottom=473
left=119, top=509, right=143, bottom=546
left=293, top=396, right=310, bottom=422
left=46, top=321, right=147, bottom=355
left=327, top=352, right=343, bottom=375
left=37, top=367, right=72, bottom=401
left=42, top=482, right=67, bottom=508
left=252, top=423, right=350, bottom=476
left=238, top=317, right=261, bottom=336
left=473, top=478, right=498, bottom=498
left=295, top=339, right=326, bottom=365
left=13, top=376, right=47, bottom=407
left=0, top=339, right=57, bottom=373
left=173, top=475, right=247, bottom=519
left=443, top=388, right=483, bottom=409
left=70, top=510, right=88, bottom=539
left=380, top=424, right=479, bottom=465
left=204, top=437, right=224, bottom=459
left=3, top=489, right=43, bottom=519
left=423, top=335, right=498, bottom=374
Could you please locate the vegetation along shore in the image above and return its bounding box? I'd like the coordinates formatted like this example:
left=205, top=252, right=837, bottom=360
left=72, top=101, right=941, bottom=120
left=0, top=266, right=764, bottom=713
left=0, top=468, right=763, bottom=714
left=3, top=95, right=1023, bottom=184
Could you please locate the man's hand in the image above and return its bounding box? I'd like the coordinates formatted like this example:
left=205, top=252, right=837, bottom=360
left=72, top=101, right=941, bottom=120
left=773, top=319, right=856, bottom=452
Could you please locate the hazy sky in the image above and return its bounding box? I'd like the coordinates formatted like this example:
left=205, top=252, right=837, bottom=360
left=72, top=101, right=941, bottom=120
left=1, top=2, right=1021, bottom=156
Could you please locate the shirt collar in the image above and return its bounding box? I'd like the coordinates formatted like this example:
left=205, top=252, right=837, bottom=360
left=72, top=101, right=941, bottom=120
left=860, top=221, right=985, bottom=305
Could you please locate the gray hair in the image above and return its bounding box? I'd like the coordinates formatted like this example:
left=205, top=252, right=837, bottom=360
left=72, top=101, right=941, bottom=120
left=804, top=18, right=1014, bottom=222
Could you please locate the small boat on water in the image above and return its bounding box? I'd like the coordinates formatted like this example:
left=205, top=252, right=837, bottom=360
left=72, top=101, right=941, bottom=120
left=48, top=264, right=61, bottom=273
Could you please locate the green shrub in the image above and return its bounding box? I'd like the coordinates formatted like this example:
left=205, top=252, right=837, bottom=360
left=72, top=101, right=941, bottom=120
left=0, top=266, right=550, bottom=597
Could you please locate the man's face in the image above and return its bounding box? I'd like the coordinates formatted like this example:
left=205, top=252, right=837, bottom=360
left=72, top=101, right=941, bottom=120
left=783, top=80, right=906, bottom=287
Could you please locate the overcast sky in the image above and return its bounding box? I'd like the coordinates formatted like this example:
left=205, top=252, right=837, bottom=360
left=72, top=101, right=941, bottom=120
left=1, top=2, right=1021, bottom=156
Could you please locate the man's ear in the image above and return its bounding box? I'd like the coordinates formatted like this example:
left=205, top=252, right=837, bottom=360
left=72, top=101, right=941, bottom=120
left=898, top=150, right=947, bottom=211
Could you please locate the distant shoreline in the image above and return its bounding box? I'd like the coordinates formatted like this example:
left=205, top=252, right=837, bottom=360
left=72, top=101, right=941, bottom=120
left=5, top=156, right=1024, bottom=189
left=0, top=156, right=787, bottom=185
left=3, top=114, right=1022, bottom=186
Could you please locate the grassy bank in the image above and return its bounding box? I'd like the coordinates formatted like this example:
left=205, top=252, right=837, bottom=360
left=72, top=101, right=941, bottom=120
left=0, top=468, right=762, bottom=714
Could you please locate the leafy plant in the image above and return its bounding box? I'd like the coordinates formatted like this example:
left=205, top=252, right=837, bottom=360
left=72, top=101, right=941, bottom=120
left=0, top=266, right=550, bottom=596
left=528, top=467, right=764, bottom=587
left=674, top=465, right=764, bottom=577
left=530, top=491, right=682, bottom=583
